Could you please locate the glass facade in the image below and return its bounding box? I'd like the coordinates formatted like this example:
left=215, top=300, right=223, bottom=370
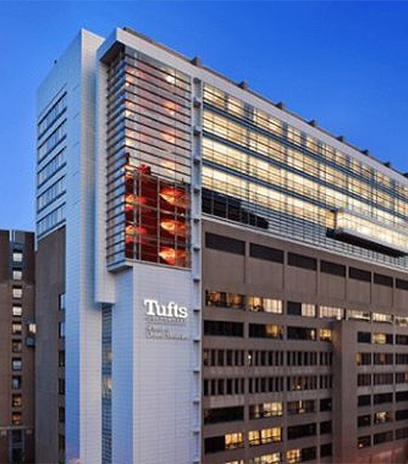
left=202, top=84, right=408, bottom=268
left=106, top=47, right=191, bottom=269
left=36, top=90, right=67, bottom=239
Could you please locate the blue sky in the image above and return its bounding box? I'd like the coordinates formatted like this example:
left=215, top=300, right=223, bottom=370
left=1, top=1, right=408, bottom=231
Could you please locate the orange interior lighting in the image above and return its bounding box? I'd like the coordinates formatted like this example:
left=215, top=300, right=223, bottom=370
left=125, top=225, right=148, bottom=240
left=159, top=187, right=188, bottom=208
left=163, top=100, right=177, bottom=116
left=160, top=219, right=186, bottom=236
left=159, top=247, right=186, bottom=266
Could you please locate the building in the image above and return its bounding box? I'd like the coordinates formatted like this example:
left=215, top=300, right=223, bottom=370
left=0, top=230, right=35, bottom=464
left=35, top=27, right=408, bottom=464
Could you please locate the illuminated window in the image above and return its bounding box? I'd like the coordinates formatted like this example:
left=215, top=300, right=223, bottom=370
left=12, top=358, right=22, bottom=371
left=374, top=411, right=392, bottom=424
left=12, top=323, right=22, bottom=335
left=249, top=402, right=283, bottom=419
left=12, top=394, right=22, bottom=408
left=372, top=313, right=393, bottom=324
left=248, top=453, right=281, bottom=464
left=59, top=322, right=65, bottom=339
left=349, top=310, right=371, bottom=322
left=12, top=306, right=22, bottom=317
left=319, top=305, right=344, bottom=320
left=319, top=329, right=332, bottom=342
left=12, top=270, right=22, bottom=280
left=12, top=252, right=23, bottom=263
left=249, top=428, right=281, bottom=446
left=225, top=433, right=244, bottom=450
left=287, top=449, right=301, bottom=464
left=12, top=288, right=22, bottom=299
left=301, top=303, right=316, bottom=318
left=373, top=333, right=392, bottom=345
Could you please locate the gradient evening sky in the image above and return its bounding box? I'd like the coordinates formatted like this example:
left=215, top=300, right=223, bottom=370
left=1, top=1, right=408, bottom=231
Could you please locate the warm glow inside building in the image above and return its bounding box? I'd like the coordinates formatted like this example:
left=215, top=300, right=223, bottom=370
left=36, top=27, right=408, bottom=464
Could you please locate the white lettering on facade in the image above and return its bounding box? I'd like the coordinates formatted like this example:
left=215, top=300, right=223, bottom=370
left=143, top=298, right=188, bottom=319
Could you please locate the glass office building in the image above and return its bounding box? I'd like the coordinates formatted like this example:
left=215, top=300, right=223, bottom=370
left=36, top=27, right=408, bottom=464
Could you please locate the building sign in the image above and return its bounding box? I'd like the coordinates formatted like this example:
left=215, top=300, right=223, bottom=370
left=143, top=298, right=189, bottom=340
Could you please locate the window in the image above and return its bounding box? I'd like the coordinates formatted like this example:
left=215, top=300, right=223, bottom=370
left=287, top=326, right=316, bottom=341
left=319, top=305, right=344, bottom=319
left=356, top=353, right=371, bottom=365
left=225, top=433, right=244, bottom=450
left=28, top=323, right=36, bottom=336
left=372, top=312, right=393, bottom=323
left=288, top=253, right=317, bottom=270
left=396, top=334, right=408, bottom=345
left=59, top=407, right=65, bottom=423
left=357, top=374, right=372, bottom=386
left=373, top=333, right=393, bottom=344
left=396, top=391, right=408, bottom=402
left=12, top=412, right=22, bottom=426
left=249, top=323, right=283, bottom=339
left=12, top=376, right=21, bottom=389
left=203, top=406, right=244, bottom=424
left=287, top=449, right=301, bottom=464
left=12, top=358, right=22, bottom=371
left=12, top=394, right=22, bottom=408
left=249, top=402, right=283, bottom=419
left=374, top=353, right=393, bottom=365
left=250, top=243, right=284, bottom=263
left=320, top=421, right=332, bottom=435
left=373, top=431, right=393, bottom=445
left=350, top=310, right=371, bottom=322
left=397, top=279, right=408, bottom=291
left=396, top=409, right=408, bottom=421
left=12, top=288, right=22, bottom=299
left=287, top=301, right=301, bottom=316
left=374, top=393, right=393, bottom=405
left=59, top=350, right=65, bottom=368
left=205, top=233, right=245, bottom=255
left=12, top=306, right=22, bottom=317
left=321, top=260, right=346, bottom=276
left=12, top=323, right=22, bottom=335
left=357, top=331, right=371, bottom=343
left=358, top=415, right=371, bottom=427
left=59, top=378, right=65, bottom=395
left=319, top=329, right=332, bottom=342
left=374, top=273, right=393, bottom=287
left=59, top=293, right=66, bottom=311
left=357, top=436, right=371, bottom=449
left=320, top=398, right=332, bottom=412
left=248, top=453, right=281, bottom=464
left=12, top=270, right=22, bottom=280
left=59, top=322, right=65, bottom=339
left=374, top=411, right=392, bottom=424
left=249, top=428, right=281, bottom=446
left=12, top=252, right=23, bottom=263
left=287, top=400, right=315, bottom=415
left=12, top=340, right=22, bottom=353
left=349, top=267, right=371, bottom=282
left=288, top=423, right=317, bottom=440
left=320, top=443, right=333, bottom=458
left=248, top=296, right=282, bottom=313
left=358, top=395, right=371, bottom=407
left=205, top=291, right=244, bottom=309
left=204, top=320, right=243, bottom=337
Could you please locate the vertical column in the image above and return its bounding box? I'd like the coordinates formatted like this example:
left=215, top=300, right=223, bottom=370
left=191, top=75, right=203, bottom=463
